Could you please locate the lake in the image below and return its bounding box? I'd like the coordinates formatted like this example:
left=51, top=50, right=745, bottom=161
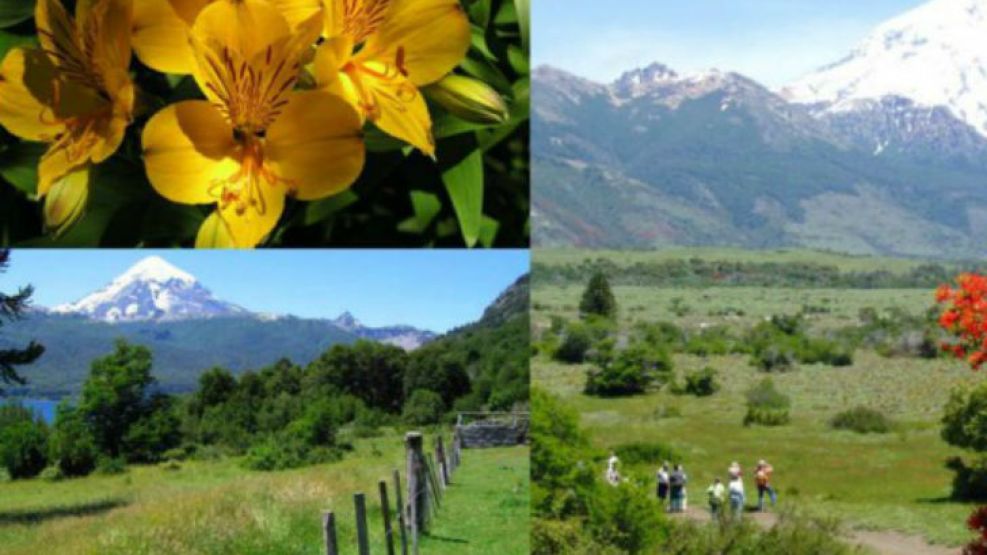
left=1, top=398, right=59, bottom=423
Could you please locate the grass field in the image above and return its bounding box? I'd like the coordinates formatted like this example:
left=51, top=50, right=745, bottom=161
left=0, top=431, right=529, bottom=555
left=532, top=258, right=984, bottom=548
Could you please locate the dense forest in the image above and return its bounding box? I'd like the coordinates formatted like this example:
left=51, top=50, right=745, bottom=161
left=0, top=276, right=529, bottom=480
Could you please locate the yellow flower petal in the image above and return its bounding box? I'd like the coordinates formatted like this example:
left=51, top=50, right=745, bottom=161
left=83, top=0, right=134, bottom=95
left=43, top=165, right=90, bottom=235
left=38, top=141, right=88, bottom=197
left=348, top=60, right=434, bottom=155
left=265, top=90, right=365, bottom=200
left=195, top=180, right=285, bottom=248
left=192, top=0, right=291, bottom=63
left=0, top=49, right=66, bottom=141
left=132, top=0, right=206, bottom=74
left=142, top=100, right=239, bottom=205
left=35, top=0, right=86, bottom=78
left=266, top=0, right=323, bottom=31
left=361, top=0, right=470, bottom=86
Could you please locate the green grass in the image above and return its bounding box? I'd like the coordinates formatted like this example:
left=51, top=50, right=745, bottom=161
left=533, top=278, right=984, bottom=547
left=0, top=432, right=528, bottom=555
left=423, top=447, right=530, bottom=554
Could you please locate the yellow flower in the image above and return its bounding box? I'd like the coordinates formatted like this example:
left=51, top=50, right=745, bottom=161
left=141, top=0, right=365, bottom=248
left=0, top=0, right=135, bottom=229
left=132, top=0, right=323, bottom=75
left=313, top=0, right=471, bottom=156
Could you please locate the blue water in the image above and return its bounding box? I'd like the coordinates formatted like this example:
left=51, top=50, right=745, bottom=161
left=1, top=398, right=59, bottom=423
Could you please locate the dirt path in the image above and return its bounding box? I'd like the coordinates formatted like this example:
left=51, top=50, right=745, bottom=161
left=672, top=506, right=958, bottom=555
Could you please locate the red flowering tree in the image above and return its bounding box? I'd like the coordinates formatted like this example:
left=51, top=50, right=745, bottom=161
left=937, top=275, right=987, bottom=552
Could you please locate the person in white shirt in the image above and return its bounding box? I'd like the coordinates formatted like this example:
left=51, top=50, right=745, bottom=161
left=728, top=474, right=745, bottom=521
left=606, top=452, right=620, bottom=486
left=656, top=463, right=671, bottom=508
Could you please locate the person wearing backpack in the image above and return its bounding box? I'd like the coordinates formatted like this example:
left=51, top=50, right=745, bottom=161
left=755, top=460, right=777, bottom=511
left=669, top=465, right=687, bottom=512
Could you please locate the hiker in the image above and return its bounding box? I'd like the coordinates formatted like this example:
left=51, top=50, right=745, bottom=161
left=657, top=462, right=671, bottom=506
left=755, top=459, right=777, bottom=511
left=669, top=464, right=687, bottom=512
left=606, top=451, right=621, bottom=486
left=728, top=472, right=745, bottom=521
left=728, top=461, right=742, bottom=479
left=706, top=477, right=725, bottom=520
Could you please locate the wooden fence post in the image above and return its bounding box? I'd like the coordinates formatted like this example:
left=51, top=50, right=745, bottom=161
left=406, top=431, right=426, bottom=554
left=393, top=470, right=408, bottom=555
left=424, top=453, right=442, bottom=509
left=379, top=480, right=396, bottom=555
left=355, top=493, right=370, bottom=555
left=323, top=512, right=338, bottom=555
left=436, top=436, right=449, bottom=486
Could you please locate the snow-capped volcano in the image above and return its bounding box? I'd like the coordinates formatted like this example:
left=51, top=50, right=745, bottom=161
left=52, top=256, right=247, bottom=323
left=783, top=0, right=987, bottom=136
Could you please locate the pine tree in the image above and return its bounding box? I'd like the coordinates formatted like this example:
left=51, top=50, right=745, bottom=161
left=579, top=271, right=617, bottom=319
left=0, top=250, right=44, bottom=394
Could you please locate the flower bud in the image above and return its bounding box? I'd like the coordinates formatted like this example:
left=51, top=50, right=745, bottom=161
left=426, top=75, right=509, bottom=125
left=44, top=168, right=90, bottom=236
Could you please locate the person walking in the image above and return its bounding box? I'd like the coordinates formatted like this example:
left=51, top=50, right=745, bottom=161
left=755, top=459, right=777, bottom=511
left=669, top=464, right=687, bottom=512
left=706, top=477, right=725, bottom=520
left=657, top=463, right=671, bottom=507
left=728, top=473, right=745, bottom=521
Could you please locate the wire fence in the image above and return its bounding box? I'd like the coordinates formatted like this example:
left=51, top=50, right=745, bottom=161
left=322, top=431, right=463, bottom=555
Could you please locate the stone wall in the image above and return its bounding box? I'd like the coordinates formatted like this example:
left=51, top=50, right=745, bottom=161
left=456, top=417, right=529, bottom=449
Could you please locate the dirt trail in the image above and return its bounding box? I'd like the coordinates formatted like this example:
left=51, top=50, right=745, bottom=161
left=671, top=506, right=958, bottom=555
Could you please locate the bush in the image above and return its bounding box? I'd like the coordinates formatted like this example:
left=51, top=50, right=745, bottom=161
left=946, top=457, right=987, bottom=501
left=744, top=378, right=791, bottom=427
left=95, top=456, right=127, bottom=475
left=0, top=405, right=49, bottom=479
left=585, top=343, right=673, bottom=397
left=751, top=346, right=795, bottom=373
left=588, top=483, right=668, bottom=554
left=683, top=367, right=719, bottom=397
left=614, top=441, right=679, bottom=466
left=555, top=322, right=593, bottom=364
left=531, top=388, right=596, bottom=519
left=402, top=390, right=446, bottom=425
left=242, top=433, right=342, bottom=471
left=49, top=404, right=98, bottom=477
left=532, top=518, right=621, bottom=555
left=942, top=382, right=987, bottom=452
left=39, top=465, right=63, bottom=482
left=830, top=407, right=892, bottom=434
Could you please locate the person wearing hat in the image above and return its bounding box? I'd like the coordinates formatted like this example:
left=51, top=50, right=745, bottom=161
left=755, top=459, right=777, bottom=511
left=728, top=472, right=745, bottom=521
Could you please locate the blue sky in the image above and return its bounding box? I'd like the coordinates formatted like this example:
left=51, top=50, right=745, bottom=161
left=533, top=0, right=927, bottom=87
left=1, top=250, right=529, bottom=333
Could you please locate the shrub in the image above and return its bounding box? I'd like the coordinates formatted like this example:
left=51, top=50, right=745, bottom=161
left=751, top=345, right=795, bottom=373
left=555, top=322, right=593, bottom=364
left=614, top=441, right=679, bottom=466
left=0, top=405, right=49, bottom=479
left=585, top=343, right=673, bottom=397
left=683, top=367, right=719, bottom=397
left=49, top=404, right=98, bottom=477
left=943, top=382, right=987, bottom=452
left=532, top=518, right=621, bottom=555
left=95, top=456, right=127, bottom=475
left=588, top=483, right=668, bottom=554
left=744, top=378, right=791, bottom=427
left=946, top=457, right=987, bottom=501
left=242, top=433, right=343, bottom=471
left=402, top=389, right=445, bottom=425
left=531, top=388, right=596, bottom=519
left=39, top=465, right=63, bottom=482
left=830, top=407, right=892, bottom=434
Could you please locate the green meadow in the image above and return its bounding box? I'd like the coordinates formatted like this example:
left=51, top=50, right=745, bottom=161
left=532, top=249, right=984, bottom=547
left=0, top=432, right=529, bottom=555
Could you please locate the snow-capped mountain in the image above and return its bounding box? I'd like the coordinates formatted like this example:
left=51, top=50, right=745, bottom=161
left=330, top=311, right=436, bottom=350
left=783, top=0, right=987, bottom=137
left=52, top=256, right=247, bottom=322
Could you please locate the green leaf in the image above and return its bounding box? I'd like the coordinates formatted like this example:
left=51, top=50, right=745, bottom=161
left=0, top=141, right=45, bottom=196
left=302, top=190, right=359, bottom=226
left=478, top=215, right=500, bottom=248
left=441, top=148, right=484, bottom=247
left=0, top=30, right=35, bottom=59
left=0, top=0, right=35, bottom=28
left=514, top=0, right=529, bottom=51
left=398, top=190, right=442, bottom=234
